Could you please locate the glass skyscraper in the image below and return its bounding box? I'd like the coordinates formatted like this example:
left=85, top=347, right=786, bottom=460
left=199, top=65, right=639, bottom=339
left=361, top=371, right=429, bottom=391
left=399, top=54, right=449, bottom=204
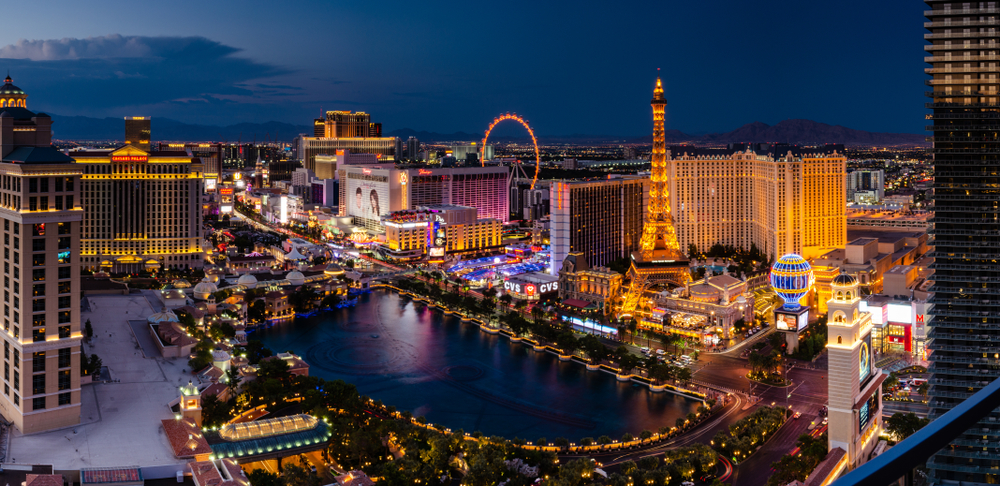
left=925, top=2, right=1000, bottom=483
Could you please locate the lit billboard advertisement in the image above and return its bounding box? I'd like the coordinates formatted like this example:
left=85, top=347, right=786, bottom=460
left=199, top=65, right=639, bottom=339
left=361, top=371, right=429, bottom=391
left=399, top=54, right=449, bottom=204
left=347, top=175, right=390, bottom=220
left=858, top=393, right=878, bottom=433
left=279, top=196, right=288, bottom=224
left=206, top=178, right=218, bottom=191
left=887, top=303, right=912, bottom=324
left=776, top=310, right=808, bottom=331
left=860, top=331, right=873, bottom=385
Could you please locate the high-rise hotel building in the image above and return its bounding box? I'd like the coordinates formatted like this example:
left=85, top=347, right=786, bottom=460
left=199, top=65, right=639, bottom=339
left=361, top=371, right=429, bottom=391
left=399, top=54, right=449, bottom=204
left=549, top=177, right=648, bottom=276
left=0, top=76, right=83, bottom=433
left=296, top=111, right=401, bottom=172
left=72, top=146, right=205, bottom=272
left=924, top=3, right=1000, bottom=484
left=667, top=143, right=846, bottom=259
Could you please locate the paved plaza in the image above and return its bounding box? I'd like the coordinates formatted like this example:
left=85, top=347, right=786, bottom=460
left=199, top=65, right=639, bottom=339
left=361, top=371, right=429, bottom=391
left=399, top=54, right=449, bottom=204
left=9, top=292, right=194, bottom=469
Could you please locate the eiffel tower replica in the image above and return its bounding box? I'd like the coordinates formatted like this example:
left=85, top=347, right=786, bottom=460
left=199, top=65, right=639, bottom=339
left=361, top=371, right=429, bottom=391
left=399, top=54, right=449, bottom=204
left=616, top=77, right=690, bottom=319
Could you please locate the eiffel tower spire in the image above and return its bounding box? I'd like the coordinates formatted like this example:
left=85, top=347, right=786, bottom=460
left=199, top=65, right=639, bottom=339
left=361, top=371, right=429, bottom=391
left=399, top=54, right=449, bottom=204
left=613, top=76, right=689, bottom=320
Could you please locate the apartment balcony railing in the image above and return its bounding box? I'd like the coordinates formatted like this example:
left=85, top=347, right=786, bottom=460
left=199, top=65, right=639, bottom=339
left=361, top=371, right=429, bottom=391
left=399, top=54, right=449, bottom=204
left=831, top=375, right=1000, bottom=486
left=925, top=43, right=1000, bottom=51
left=926, top=32, right=1000, bottom=40
left=926, top=8, right=1000, bottom=17
left=926, top=54, right=1000, bottom=62
left=926, top=20, right=1000, bottom=28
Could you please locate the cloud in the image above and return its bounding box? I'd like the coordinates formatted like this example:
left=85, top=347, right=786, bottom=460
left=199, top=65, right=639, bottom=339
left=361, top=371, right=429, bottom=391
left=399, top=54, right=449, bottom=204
left=0, top=35, right=299, bottom=124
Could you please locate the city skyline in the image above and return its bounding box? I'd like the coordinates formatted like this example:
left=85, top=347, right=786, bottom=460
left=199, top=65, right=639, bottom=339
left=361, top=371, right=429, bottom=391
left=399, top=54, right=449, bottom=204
left=0, top=0, right=923, bottom=136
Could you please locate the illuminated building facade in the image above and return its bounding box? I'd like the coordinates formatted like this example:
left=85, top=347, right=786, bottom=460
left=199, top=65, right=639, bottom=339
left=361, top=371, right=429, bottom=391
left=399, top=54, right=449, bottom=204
left=314, top=150, right=378, bottom=180
left=124, top=116, right=150, bottom=152
left=668, top=143, right=846, bottom=260
left=157, top=143, right=222, bottom=185
left=324, top=111, right=371, bottom=138
left=557, top=252, right=623, bottom=308
left=382, top=205, right=501, bottom=261
left=616, top=78, right=689, bottom=319
left=73, top=145, right=205, bottom=272
left=924, top=3, right=1000, bottom=483
left=0, top=81, right=83, bottom=433
left=649, top=274, right=754, bottom=343
left=826, top=273, right=882, bottom=471
left=548, top=177, right=647, bottom=276
left=338, top=165, right=509, bottom=230
left=297, top=137, right=402, bottom=173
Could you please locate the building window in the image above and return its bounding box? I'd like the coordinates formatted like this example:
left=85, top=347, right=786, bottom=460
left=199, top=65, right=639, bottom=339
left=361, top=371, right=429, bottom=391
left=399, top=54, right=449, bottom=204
left=32, top=224, right=44, bottom=237
left=32, top=328, right=43, bottom=342
left=58, top=370, right=70, bottom=390
left=13, top=394, right=18, bottom=406
left=32, top=299, right=44, bottom=312
left=32, top=254, right=44, bottom=267
left=58, top=267, right=70, bottom=279
left=33, top=283, right=44, bottom=294
left=58, top=223, right=70, bottom=235
left=32, top=396, right=44, bottom=411
left=58, top=311, right=69, bottom=324
left=57, top=237, right=69, bottom=250
left=32, top=373, right=44, bottom=394
left=58, top=348, right=70, bottom=368
left=32, top=352, right=44, bottom=372
left=28, top=178, right=36, bottom=193
left=58, top=296, right=69, bottom=308
left=32, top=239, right=44, bottom=252
left=58, top=392, right=70, bottom=406
left=40, top=178, right=48, bottom=192
left=58, top=326, right=69, bottom=339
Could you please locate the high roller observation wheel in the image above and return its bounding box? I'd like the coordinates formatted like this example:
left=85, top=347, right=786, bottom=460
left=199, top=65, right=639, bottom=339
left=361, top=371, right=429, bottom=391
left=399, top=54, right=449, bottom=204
left=480, top=113, right=540, bottom=189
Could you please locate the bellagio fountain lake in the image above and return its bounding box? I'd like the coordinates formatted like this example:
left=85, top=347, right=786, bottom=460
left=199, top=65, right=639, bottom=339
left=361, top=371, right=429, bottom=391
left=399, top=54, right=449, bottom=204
left=254, top=290, right=700, bottom=441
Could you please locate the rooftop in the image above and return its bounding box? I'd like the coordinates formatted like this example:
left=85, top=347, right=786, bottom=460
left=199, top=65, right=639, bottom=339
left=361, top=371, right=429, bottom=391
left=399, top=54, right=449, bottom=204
left=9, top=292, right=197, bottom=469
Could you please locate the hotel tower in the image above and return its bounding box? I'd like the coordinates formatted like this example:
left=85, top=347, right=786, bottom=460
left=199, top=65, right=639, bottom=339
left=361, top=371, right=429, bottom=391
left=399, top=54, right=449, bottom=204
left=925, top=2, right=1000, bottom=483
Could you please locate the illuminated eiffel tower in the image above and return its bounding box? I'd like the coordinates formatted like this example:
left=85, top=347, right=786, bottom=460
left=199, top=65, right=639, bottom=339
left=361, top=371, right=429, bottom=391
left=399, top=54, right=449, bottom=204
left=615, top=77, right=690, bottom=319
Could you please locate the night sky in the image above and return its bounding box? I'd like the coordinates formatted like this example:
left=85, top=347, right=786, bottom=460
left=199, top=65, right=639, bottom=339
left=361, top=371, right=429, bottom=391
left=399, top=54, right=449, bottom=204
left=0, top=0, right=923, bottom=136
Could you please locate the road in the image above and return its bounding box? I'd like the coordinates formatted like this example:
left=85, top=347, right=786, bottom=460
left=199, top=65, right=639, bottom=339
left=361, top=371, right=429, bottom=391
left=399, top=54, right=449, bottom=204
left=230, top=209, right=837, bottom=484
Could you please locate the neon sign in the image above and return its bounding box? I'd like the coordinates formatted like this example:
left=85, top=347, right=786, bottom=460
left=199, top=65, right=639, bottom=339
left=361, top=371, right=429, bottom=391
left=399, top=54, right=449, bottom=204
left=111, top=155, right=147, bottom=162
left=418, top=169, right=432, bottom=175
left=362, top=168, right=372, bottom=175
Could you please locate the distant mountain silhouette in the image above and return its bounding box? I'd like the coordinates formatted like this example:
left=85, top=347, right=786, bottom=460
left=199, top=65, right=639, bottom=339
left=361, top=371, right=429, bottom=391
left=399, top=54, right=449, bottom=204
left=632, top=119, right=926, bottom=146
left=386, top=128, right=481, bottom=141
left=49, top=115, right=311, bottom=143
left=44, top=115, right=926, bottom=146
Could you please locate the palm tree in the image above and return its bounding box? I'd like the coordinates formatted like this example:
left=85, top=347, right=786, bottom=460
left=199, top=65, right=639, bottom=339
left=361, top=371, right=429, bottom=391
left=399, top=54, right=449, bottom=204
left=627, top=318, right=638, bottom=345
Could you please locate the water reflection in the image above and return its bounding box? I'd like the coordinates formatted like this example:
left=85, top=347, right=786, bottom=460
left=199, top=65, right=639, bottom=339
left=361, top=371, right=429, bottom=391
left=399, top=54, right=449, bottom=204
left=254, top=291, right=699, bottom=440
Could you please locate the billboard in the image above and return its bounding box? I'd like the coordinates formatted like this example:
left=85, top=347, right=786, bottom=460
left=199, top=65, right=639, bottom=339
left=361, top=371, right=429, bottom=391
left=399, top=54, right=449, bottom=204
left=347, top=175, right=390, bottom=221
left=776, top=310, right=808, bottom=331
left=858, top=392, right=878, bottom=433
left=860, top=331, right=873, bottom=385
left=887, top=303, right=912, bottom=324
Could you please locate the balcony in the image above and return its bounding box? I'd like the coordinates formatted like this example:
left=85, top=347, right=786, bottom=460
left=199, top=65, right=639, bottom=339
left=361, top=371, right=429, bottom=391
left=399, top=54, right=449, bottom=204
left=926, top=54, right=1000, bottom=62
left=926, top=32, right=1000, bottom=40
left=925, top=43, right=1000, bottom=51
left=925, top=8, right=1000, bottom=17
left=926, top=20, right=1000, bottom=28
left=926, top=79, right=1000, bottom=86
left=926, top=66, right=1000, bottom=73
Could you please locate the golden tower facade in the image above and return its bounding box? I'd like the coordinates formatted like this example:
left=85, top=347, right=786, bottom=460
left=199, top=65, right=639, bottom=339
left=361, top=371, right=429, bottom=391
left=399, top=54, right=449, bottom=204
left=615, top=78, right=689, bottom=319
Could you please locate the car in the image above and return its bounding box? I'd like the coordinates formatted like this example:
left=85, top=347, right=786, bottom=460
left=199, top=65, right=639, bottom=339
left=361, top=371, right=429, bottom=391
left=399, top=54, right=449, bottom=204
left=822, top=417, right=828, bottom=425
left=656, top=349, right=666, bottom=356
left=700, top=474, right=716, bottom=482
left=640, top=347, right=651, bottom=354
left=793, top=411, right=802, bottom=419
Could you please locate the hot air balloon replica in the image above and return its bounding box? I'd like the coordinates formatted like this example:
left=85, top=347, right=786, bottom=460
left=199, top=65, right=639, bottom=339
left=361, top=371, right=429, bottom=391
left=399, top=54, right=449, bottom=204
left=769, top=254, right=814, bottom=353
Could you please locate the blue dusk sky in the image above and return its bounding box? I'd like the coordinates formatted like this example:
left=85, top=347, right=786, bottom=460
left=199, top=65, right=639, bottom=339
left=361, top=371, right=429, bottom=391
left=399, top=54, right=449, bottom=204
left=0, top=0, right=923, bottom=136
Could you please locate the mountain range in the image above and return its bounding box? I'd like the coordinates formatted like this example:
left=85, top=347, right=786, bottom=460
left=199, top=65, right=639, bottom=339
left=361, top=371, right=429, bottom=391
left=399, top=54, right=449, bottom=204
left=44, top=114, right=926, bottom=146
